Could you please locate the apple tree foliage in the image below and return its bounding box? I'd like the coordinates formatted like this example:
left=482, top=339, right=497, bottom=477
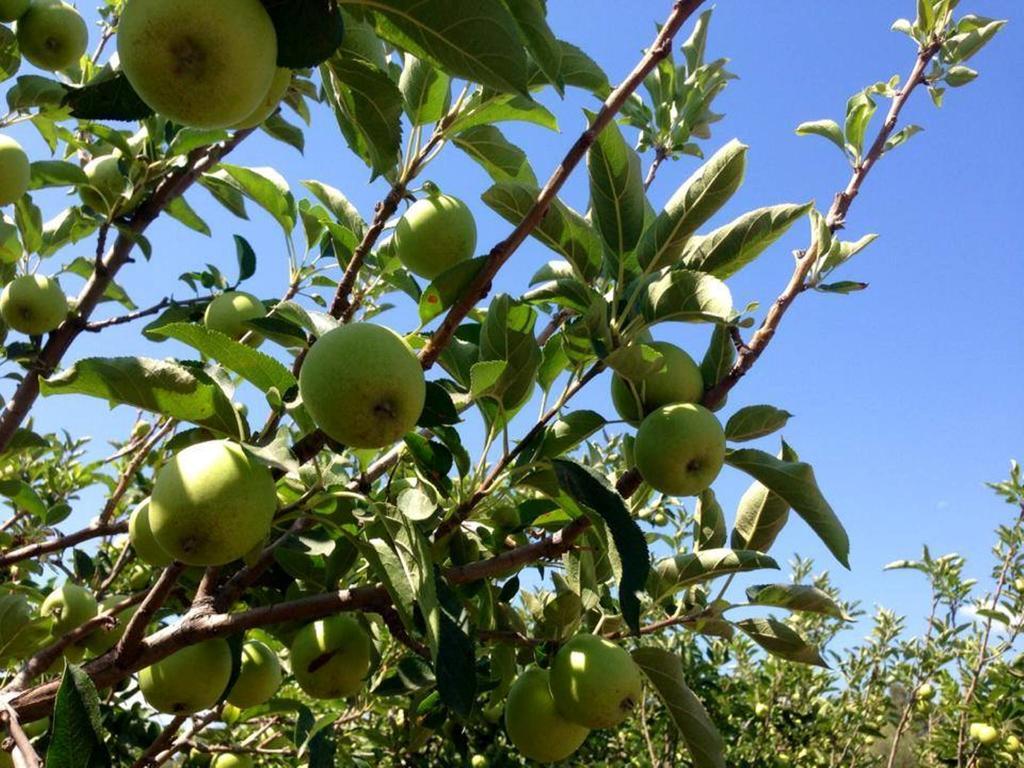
left=0, top=0, right=1015, bottom=766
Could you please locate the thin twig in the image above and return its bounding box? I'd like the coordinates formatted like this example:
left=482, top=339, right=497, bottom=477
left=113, top=562, right=186, bottom=667
left=1, top=706, right=41, bottom=768
left=0, top=522, right=127, bottom=569
left=130, top=715, right=187, bottom=768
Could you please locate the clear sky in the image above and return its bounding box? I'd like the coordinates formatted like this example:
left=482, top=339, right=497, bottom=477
left=4, top=1, right=1022, bottom=645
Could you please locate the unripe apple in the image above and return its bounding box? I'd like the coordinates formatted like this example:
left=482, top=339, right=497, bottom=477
left=211, top=754, right=253, bottom=768
left=203, top=291, right=266, bottom=341
left=634, top=403, right=726, bottom=496
left=40, top=583, right=97, bottom=635
left=394, top=186, right=477, bottom=279
left=233, top=67, right=292, bottom=130
left=1014, top=577, right=1024, bottom=592
left=299, top=323, right=426, bottom=449
left=83, top=595, right=138, bottom=654
left=79, top=155, right=128, bottom=215
left=1005, top=734, right=1020, bottom=753
left=0, top=274, right=68, bottom=335
left=226, top=639, right=282, bottom=708
left=755, top=702, right=769, bottom=717
left=290, top=615, right=372, bottom=699
left=149, top=440, right=277, bottom=566
left=0, top=135, right=30, bottom=206
left=117, top=0, right=277, bottom=129
left=970, top=723, right=999, bottom=745
left=0, top=0, right=30, bottom=23
left=470, top=755, right=488, bottom=768
left=610, top=342, right=704, bottom=424
left=128, top=498, right=173, bottom=567
left=505, top=667, right=589, bottom=764
left=549, top=634, right=643, bottom=729
left=139, top=638, right=232, bottom=714
left=16, top=1, right=88, bottom=71
left=915, top=682, right=935, bottom=701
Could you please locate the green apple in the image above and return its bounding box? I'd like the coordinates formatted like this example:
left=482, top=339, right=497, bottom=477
left=149, top=439, right=277, bottom=566
left=0, top=0, right=29, bottom=23
left=394, top=186, right=477, bottom=279
left=203, top=291, right=266, bottom=340
left=40, top=583, right=97, bottom=634
left=138, top=638, right=232, bottom=714
left=83, top=595, right=138, bottom=655
left=290, top=615, right=372, bottom=699
left=970, top=723, right=999, bottom=745
left=0, top=274, right=67, bottom=335
left=79, top=155, right=127, bottom=215
left=299, top=323, right=426, bottom=449
left=634, top=403, right=726, bottom=496
left=117, top=0, right=277, bottom=129
left=0, top=135, right=30, bottom=206
left=549, top=634, right=643, bottom=729
left=1014, top=577, right=1024, bottom=592
left=470, top=755, right=488, bottom=768
left=226, top=639, right=282, bottom=708
left=610, top=342, right=704, bottom=423
left=128, top=498, right=173, bottom=567
left=1006, top=734, right=1021, bottom=753
left=211, top=754, right=253, bottom=768
left=755, top=702, right=769, bottom=717
left=233, top=67, right=292, bottom=129
left=915, top=682, right=935, bottom=701
left=16, top=1, right=87, bottom=71
left=505, top=667, right=589, bottom=763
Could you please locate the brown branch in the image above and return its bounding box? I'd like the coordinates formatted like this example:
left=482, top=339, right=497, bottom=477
left=113, top=562, right=186, bottom=667
left=146, top=708, right=221, bottom=768
left=83, top=296, right=205, bottom=333
left=0, top=128, right=256, bottom=454
left=0, top=521, right=126, bottom=569
left=130, top=715, right=187, bottom=768
left=418, top=0, right=707, bottom=368
left=1, top=706, right=40, bottom=768
left=643, top=146, right=669, bottom=191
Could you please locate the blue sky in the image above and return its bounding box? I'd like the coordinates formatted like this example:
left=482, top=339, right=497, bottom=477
left=4, top=1, right=1022, bottom=644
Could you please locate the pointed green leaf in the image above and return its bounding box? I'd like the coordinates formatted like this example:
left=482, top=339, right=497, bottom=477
left=694, top=489, right=726, bottom=551
left=47, top=663, right=111, bottom=768
left=795, top=119, right=846, bottom=153
left=651, top=548, right=778, bottom=600
left=588, top=113, right=646, bottom=256
left=453, top=125, right=537, bottom=185
left=745, top=584, right=844, bottom=618
left=735, top=617, right=829, bottom=667
left=399, top=53, right=451, bottom=126
left=725, top=405, right=793, bottom=443
left=639, top=269, right=733, bottom=325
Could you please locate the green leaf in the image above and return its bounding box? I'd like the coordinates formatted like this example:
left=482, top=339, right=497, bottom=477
left=552, top=459, right=649, bottom=634
left=681, top=203, right=812, bottom=279
left=745, top=584, right=844, bottom=618
left=46, top=663, right=111, bottom=768
left=357, top=0, right=530, bottom=95
left=321, top=54, right=403, bottom=178
left=735, top=617, right=828, bottom=667
left=149, top=323, right=297, bottom=395
left=41, top=357, right=244, bottom=439
left=482, top=182, right=603, bottom=280
left=397, top=487, right=437, bottom=521
left=29, top=160, right=88, bottom=190
left=883, top=124, right=923, bottom=153
left=632, top=648, right=725, bottom=768
left=944, top=18, right=1006, bottom=64
left=588, top=112, right=646, bottom=257
left=62, top=72, right=152, bottom=121
left=700, top=324, right=735, bottom=391
left=731, top=474, right=790, bottom=554
left=264, top=0, right=345, bottom=68
left=795, top=119, right=846, bottom=153
left=165, top=196, right=211, bottom=236
left=725, top=447, right=849, bottom=568
left=418, top=256, right=488, bottom=324
left=220, top=165, right=297, bottom=233
left=694, top=489, right=726, bottom=551
left=453, top=125, right=537, bottom=185
left=469, top=360, right=507, bottom=401
left=418, top=381, right=460, bottom=428
left=637, top=140, right=747, bottom=270
left=6, top=74, right=65, bottom=111
left=844, top=89, right=877, bottom=159
left=816, top=280, right=868, bottom=295
left=0, top=594, right=52, bottom=663
left=539, top=410, right=606, bottom=458
left=300, top=180, right=366, bottom=236
left=548, top=40, right=610, bottom=97
left=505, top=0, right=563, bottom=93
left=399, top=53, right=451, bottom=126
left=478, top=294, right=541, bottom=410
left=0, top=479, right=48, bottom=519
left=651, top=548, right=778, bottom=600
left=234, top=234, right=257, bottom=282
left=63, top=257, right=136, bottom=310
left=725, top=405, right=793, bottom=442
left=436, top=611, right=476, bottom=717
left=446, top=91, right=557, bottom=135
left=639, top=269, right=732, bottom=325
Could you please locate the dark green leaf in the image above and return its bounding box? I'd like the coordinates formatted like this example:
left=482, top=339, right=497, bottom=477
left=745, top=584, right=844, bottom=618
left=639, top=269, right=732, bottom=325
left=46, top=663, right=111, bottom=768
left=588, top=113, right=646, bottom=257
left=725, top=405, right=793, bottom=442
left=62, top=73, right=152, bottom=121
left=435, top=611, right=476, bottom=717
left=263, top=0, right=345, bottom=68
left=735, top=617, right=828, bottom=667
left=694, top=489, right=726, bottom=550
left=399, top=53, right=451, bottom=126
left=651, top=548, right=778, bottom=601
left=539, top=410, right=605, bottom=458
left=552, top=459, right=649, bottom=634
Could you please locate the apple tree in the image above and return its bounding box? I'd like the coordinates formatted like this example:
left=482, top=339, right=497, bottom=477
left=0, top=0, right=1012, bottom=766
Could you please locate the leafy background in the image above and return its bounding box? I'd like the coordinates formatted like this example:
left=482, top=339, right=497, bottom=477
left=3, top=0, right=1021, bottom=651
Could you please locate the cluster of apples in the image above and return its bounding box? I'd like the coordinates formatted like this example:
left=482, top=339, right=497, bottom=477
left=504, top=634, right=643, bottom=763
left=37, top=580, right=373, bottom=736
left=612, top=341, right=727, bottom=497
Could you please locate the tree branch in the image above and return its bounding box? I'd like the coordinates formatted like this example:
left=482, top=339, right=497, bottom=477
left=1, top=706, right=40, bottom=768
left=0, top=521, right=127, bottom=569
left=113, top=562, right=186, bottom=667
left=418, top=0, right=707, bottom=368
